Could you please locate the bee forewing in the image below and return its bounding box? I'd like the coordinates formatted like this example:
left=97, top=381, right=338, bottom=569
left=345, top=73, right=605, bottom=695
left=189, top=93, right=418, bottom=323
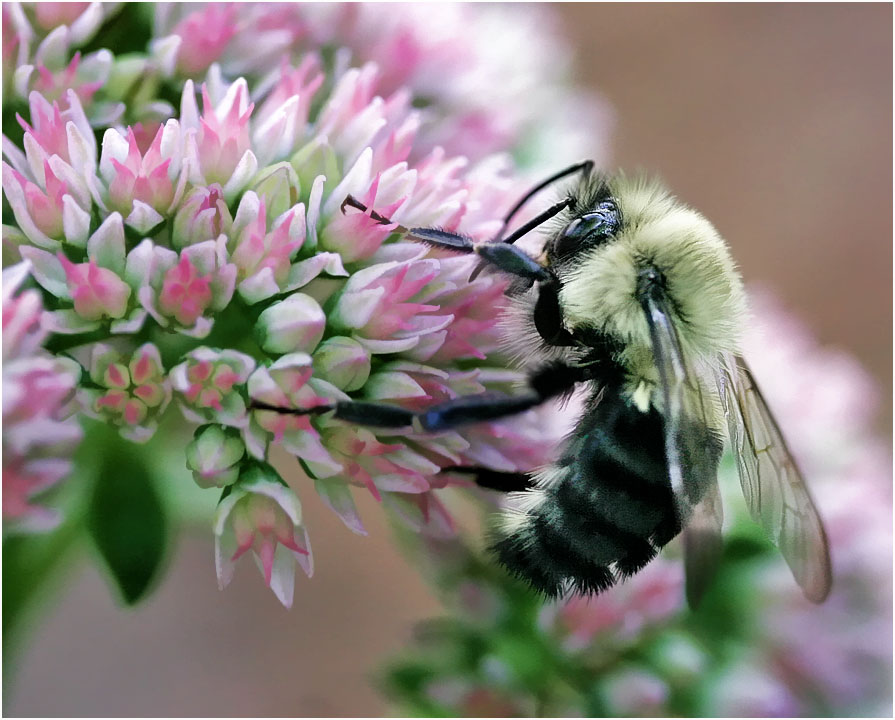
left=641, top=281, right=724, bottom=522
left=641, top=282, right=727, bottom=604
left=683, top=478, right=723, bottom=607
left=716, top=354, right=833, bottom=603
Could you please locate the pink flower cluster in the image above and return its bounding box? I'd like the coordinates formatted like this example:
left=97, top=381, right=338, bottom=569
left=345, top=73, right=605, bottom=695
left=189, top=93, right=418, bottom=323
left=1, top=2, right=583, bottom=606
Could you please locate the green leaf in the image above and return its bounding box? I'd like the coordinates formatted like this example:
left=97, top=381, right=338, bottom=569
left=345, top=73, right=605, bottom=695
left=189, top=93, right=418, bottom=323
left=86, top=440, right=167, bottom=605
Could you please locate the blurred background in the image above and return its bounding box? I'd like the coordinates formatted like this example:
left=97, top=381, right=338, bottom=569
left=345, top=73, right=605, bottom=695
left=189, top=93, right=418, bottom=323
left=6, top=4, right=891, bottom=716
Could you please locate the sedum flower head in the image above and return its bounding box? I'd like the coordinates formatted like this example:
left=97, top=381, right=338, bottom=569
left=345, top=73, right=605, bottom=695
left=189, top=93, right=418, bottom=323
left=1, top=2, right=583, bottom=606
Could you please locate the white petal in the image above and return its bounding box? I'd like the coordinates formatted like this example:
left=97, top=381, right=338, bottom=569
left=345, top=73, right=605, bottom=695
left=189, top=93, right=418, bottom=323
left=69, top=2, right=105, bottom=45
left=354, top=335, right=420, bottom=354
left=230, top=190, right=262, bottom=241
left=125, top=200, right=164, bottom=234
left=2, top=260, right=33, bottom=298
left=99, top=127, right=129, bottom=184
left=149, top=34, right=182, bottom=78
left=283, top=252, right=348, bottom=292
left=247, top=478, right=303, bottom=526
left=305, top=174, right=326, bottom=250
left=42, top=309, right=100, bottom=334
left=323, top=146, right=373, bottom=216
left=296, top=528, right=313, bottom=578
left=2, top=134, right=30, bottom=176
left=180, top=238, right=216, bottom=274
left=222, top=150, right=258, bottom=202
left=61, top=196, right=90, bottom=247
left=237, top=267, right=281, bottom=305
left=331, top=287, right=385, bottom=330
left=34, top=26, right=70, bottom=69
left=160, top=119, right=183, bottom=176
left=364, top=371, right=428, bottom=401
left=177, top=316, right=213, bottom=339
left=315, top=479, right=366, bottom=535
left=109, top=308, right=148, bottom=335
left=19, top=246, right=68, bottom=298
left=86, top=212, right=126, bottom=272
left=267, top=544, right=296, bottom=608
left=13, top=65, right=34, bottom=99
left=65, top=123, right=97, bottom=176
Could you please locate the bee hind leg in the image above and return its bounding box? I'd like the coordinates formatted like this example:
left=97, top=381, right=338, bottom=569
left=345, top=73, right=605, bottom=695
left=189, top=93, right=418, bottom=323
left=439, top=466, right=534, bottom=493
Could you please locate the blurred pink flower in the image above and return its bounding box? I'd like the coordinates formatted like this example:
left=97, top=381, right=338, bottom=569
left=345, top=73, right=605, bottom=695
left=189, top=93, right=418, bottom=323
left=2, top=262, right=82, bottom=533
left=169, top=4, right=237, bottom=76
left=551, top=560, right=684, bottom=652
left=4, top=3, right=119, bottom=121
left=734, top=290, right=893, bottom=716
left=149, top=3, right=613, bottom=167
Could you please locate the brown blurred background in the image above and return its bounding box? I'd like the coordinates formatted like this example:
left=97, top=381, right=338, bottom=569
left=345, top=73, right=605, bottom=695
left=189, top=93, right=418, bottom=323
left=8, top=4, right=891, bottom=717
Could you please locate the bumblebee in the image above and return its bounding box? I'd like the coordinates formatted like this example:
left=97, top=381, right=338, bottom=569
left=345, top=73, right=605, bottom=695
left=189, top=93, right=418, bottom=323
left=255, top=161, right=832, bottom=606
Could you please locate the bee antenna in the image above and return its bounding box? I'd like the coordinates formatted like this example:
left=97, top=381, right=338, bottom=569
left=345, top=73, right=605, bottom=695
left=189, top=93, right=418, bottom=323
left=493, top=159, right=594, bottom=242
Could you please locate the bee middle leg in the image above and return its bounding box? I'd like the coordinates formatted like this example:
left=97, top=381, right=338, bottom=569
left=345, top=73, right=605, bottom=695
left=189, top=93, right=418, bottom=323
left=250, top=361, right=588, bottom=432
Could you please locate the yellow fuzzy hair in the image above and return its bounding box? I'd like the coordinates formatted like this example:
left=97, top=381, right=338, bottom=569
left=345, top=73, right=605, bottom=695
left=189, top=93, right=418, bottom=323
left=559, top=175, right=748, bottom=373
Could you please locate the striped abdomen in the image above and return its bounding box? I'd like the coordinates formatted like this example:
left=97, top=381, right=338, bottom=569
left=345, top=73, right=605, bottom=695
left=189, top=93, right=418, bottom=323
left=492, top=386, right=684, bottom=597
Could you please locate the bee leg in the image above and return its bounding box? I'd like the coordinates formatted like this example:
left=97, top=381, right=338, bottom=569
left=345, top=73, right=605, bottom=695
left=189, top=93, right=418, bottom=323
left=249, top=399, right=416, bottom=428
left=418, top=360, right=588, bottom=431
left=250, top=362, right=587, bottom=430
left=439, top=466, right=534, bottom=493
left=466, top=197, right=575, bottom=281
left=405, top=225, right=552, bottom=283
left=340, top=194, right=556, bottom=282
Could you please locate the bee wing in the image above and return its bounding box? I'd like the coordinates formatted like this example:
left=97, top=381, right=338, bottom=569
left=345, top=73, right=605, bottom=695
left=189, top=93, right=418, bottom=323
left=715, top=354, right=832, bottom=602
left=682, top=478, right=723, bottom=607
left=641, top=282, right=724, bottom=605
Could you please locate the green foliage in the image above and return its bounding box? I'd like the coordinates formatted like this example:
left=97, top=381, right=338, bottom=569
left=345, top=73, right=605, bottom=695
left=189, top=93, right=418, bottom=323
left=85, top=425, right=169, bottom=605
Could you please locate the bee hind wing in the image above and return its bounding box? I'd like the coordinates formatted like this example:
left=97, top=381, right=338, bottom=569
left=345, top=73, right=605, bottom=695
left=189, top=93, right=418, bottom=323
left=715, top=354, right=832, bottom=603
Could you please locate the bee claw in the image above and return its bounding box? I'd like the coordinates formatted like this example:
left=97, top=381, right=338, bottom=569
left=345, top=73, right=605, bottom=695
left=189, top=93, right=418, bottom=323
left=468, top=258, right=490, bottom=282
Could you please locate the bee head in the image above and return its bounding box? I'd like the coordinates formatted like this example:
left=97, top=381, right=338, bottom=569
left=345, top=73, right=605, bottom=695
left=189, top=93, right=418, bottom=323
left=556, top=176, right=748, bottom=360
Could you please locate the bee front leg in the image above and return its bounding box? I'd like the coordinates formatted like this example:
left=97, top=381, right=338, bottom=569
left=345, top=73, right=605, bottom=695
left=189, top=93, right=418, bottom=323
left=340, top=195, right=554, bottom=282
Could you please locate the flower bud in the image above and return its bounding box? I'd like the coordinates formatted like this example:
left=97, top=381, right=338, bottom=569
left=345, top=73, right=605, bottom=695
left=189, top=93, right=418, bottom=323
left=255, top=292, right=325, bottom=354
left=172, top=184, right=232, bottom=249
left=312, top=336, right=371, bottom=391
left=185, top=425, right=246, bottom=489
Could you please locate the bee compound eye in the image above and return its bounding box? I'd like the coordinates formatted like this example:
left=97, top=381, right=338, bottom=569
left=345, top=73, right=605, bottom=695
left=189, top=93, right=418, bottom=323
left=552, top=204, right=618, bottom=260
